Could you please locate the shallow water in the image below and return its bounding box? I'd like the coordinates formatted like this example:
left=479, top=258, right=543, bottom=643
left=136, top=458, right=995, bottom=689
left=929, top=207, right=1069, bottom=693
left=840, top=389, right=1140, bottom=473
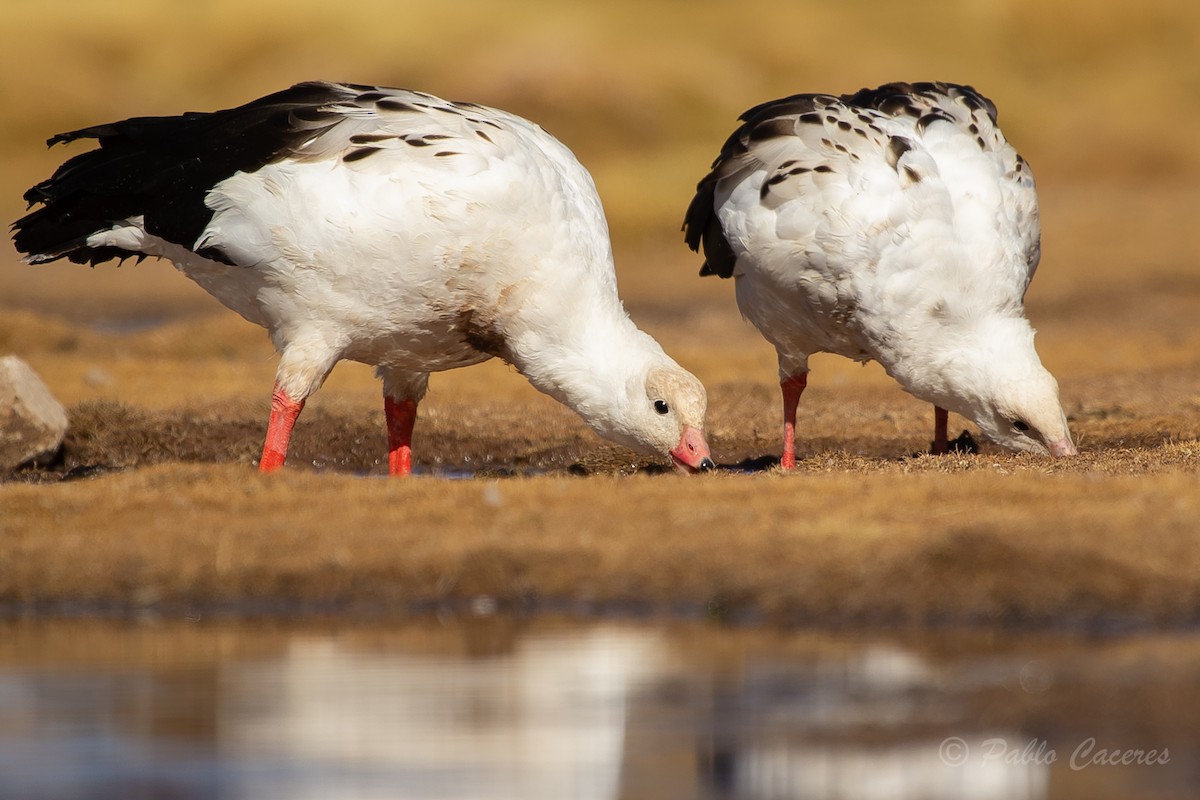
left=0, top=617, right=1197, bottom=800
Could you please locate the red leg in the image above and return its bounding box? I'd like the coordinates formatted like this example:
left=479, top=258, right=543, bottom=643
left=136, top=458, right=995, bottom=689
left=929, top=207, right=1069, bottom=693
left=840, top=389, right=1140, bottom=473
left=260, top=383, right=304, bottom=472
left=932, top=406, right=949, bottom=455
left=780, top=373, right=808, bottom=470
left=385, top=396, right=418, bottom=477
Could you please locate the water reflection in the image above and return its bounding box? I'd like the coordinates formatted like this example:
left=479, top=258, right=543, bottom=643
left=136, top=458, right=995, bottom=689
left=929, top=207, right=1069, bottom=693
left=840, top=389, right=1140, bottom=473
left=224, top=629, right=664, bottom=800
left=0, top=619, right=1196, bottom=800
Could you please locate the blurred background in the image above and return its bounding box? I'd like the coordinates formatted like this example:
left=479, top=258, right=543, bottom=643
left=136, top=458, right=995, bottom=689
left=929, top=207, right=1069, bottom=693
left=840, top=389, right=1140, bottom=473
left=3, top=8, right=1199, bottom=798
left=3, top=0, right=1198, bottom=322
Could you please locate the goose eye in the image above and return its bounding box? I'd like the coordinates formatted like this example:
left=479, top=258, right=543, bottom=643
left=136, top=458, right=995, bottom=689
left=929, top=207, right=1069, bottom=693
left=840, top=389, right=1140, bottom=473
left=1013, top=419, right=1031, bottom=432
left=653, top=400, right=670, bottom=415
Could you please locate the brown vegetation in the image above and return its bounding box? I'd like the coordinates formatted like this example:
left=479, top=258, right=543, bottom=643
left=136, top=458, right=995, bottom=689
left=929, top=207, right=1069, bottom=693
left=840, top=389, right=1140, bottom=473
left=1, top=0, right=1198, bottom=625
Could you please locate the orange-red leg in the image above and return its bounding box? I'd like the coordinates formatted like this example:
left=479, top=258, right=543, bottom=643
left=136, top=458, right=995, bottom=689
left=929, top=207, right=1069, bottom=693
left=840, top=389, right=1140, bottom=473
left=932, top=406, right=949, bottom=455
left=780, top=373, right=808, bottom=470
left=260, top=383, right=304, bottom=472
left=385, top=396, right=418, bottom=477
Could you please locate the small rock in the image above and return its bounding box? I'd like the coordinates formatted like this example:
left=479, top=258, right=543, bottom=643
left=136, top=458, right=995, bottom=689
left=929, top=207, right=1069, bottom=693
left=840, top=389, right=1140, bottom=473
left=0, top=355, right=69, bottom=470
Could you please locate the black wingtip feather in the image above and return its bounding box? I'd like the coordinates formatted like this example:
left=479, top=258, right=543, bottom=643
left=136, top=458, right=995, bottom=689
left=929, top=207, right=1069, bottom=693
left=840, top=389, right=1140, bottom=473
left=13, top=81, right=357, bottom=268
left=682, top=176, right=737, bottom=280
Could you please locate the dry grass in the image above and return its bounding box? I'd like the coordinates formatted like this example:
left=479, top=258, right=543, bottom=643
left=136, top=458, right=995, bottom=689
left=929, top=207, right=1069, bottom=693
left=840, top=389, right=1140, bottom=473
left=3, top=462, right=1199, bottom=626
left=2, top=1, right=1199, bottom=626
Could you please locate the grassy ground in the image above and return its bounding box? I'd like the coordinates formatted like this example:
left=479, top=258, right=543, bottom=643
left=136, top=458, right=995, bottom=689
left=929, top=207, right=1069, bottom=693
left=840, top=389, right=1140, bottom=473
left=4, top=462, right=1200, bottom=625
left=2, top=0, right=1198, bottom=625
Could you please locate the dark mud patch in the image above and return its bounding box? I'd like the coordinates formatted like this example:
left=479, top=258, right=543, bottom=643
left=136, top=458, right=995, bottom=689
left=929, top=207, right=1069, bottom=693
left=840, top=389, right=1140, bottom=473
left=2, top=398, right=678, bottom=482
left=3, top=372, right=1198, bottom=485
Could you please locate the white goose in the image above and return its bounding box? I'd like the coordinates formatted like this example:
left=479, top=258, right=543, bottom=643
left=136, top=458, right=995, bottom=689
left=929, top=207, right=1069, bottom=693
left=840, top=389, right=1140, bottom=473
left=15, top=81, right=714, bottom=475
left=684, top=81, right=1076, bottom=466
